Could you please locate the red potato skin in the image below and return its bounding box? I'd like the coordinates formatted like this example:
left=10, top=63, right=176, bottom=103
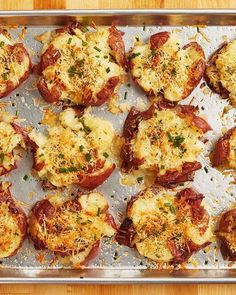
left=37, top=77, right=66, bottom=103
left=116, top=187, right=211, bottom=265
left=121, top=103, right=211, bottom=186
left=0, top=183, right=27, bottom=257
left=78, top=163, right=116, bottom=190
left=0, top=43, right=31, bottom=99
left=108, top=25, right=127, bottom=69
left=150, top=32, right=170, bottom=50
left=181, top=42, right=206, bottom=99
left=211, top=127, right=236, bottom=167
left=205, top=42, right=230, bottom=99
left=29, top=193, right=116, bottom=265
left=218, top=208, right=236, bottom=261
left=155, top=161, right=202, bottom=188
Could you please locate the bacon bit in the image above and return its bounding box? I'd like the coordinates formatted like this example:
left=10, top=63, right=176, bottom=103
left=18, top=26, right=27, bottom=41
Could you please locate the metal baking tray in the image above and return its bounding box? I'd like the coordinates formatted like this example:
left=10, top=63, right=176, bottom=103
left=0, top=9, right=236, bottom=284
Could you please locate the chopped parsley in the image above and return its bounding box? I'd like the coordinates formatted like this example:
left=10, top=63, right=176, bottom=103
left=137, top=176, right=143, bottom=184
left=79, top=145, right=84, bottom=152
left=0, top=41, right=4, bottom=48
left=67, top=37, right=72, bottom=44
left=79, top=118, right=91, bottom=134
left=85, top=153, right=92, bottom=162
left=58, top=167, right=78, bottom=173
left=124, top=91, right=128, bottom=100
left=23, top=174, right=29, bottom=181
left=15, top=110, right=19, bottom=116
left=204, top=166, right=209, bottom=173
left=81, top=26, right=89, bottom=33
left=94, top=46, right=101, bottom=52
left=58, top=168, right=68, bottom=173
left=67, top=66, right=83, bottom=78
left=0, top=153, right=4, bottom=163
left=97, top=207, right=101, bottom=216
left=39, top=153, right=44, bottom=157
left=82, top=40, right=87, bottom=47
left=167, top=132, right=185, bottom=148
left=1, top=73, right=8, bottom=80
left=103, top=152, right=109, bottom=158
left=104, top=55, right=108, bottom=59
left=164, top=202, right=176, bottom=214
left=128, top=52, right=141, bottom=60
left=106, top=67, right=110, bottom=73
left=58, top=153, right=64, bottom=159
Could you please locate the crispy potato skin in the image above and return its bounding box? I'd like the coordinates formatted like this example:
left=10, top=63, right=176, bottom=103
left=116, top=187, right=211, bottom=265
left=37, top=22, right=126, bottom=106
left=205, top=42, right=230, bottom=99
left=121, top=103, right=211, bottom=187
left=29, top=193, right=116, bottom=266
left=0, top=43, right=31, bottom=99
left=0, top=183, right=27, bottom=258
left=129, top=31, right=205, bottom=102
left=218, top=208, right=236, bottom=261
left=211, top=127, right=236, bottom=168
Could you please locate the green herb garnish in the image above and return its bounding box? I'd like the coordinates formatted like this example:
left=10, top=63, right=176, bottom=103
left=58, top=153, right=64, bottom=159
left=94, top=46, right=101, bottom=52
left=67, top=37, right=72, bottom=44
left=82, top=40, right=87, bottom=46
left=167, top=132, right=185, bottom=148
left=0, top=153, right=4, bottom=163
left=106, top=67, right=110, bottom=73
left=68, top=66, right=83, bottom=78
left=0, top=41, right=4, bottom=48
left=79, top=145, right=84, bottom=152
left=128, top=52, right=141, bottom=60
left=2, top=73, right=8, bottom=80
left=23, top=174, right=29, bottom=181
left=97, top=207, right=101, bottom=216
left=124, top=92, right=128, bottom=100
left=85, top=153, right=92, bottom=162
left=103, top=152, right=109, bottom=158
left=137, top=176, right=143, bottom=184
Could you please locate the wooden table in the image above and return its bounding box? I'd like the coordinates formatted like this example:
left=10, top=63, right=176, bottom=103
left=0, top=0, right=236, bottom=294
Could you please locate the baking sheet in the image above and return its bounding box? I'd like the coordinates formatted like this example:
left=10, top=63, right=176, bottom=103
left=0, top=18, right=235, bottom=275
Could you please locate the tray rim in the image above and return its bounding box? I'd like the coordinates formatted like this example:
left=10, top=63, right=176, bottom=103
left=0, top=8, right=236, bottom=284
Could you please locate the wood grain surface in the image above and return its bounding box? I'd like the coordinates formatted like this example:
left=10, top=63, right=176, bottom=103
left=0, top=0, right=236, bottom=294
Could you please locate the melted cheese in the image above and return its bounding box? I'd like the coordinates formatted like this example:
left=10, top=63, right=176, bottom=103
left=30, top=192, right=115, bottom=266
left=41, top=28, right=125, bottom=104
left=214, top=40, right=236, bottom=106
left=132, top=109, right=204, bottom=175
left=0, top=34, right=30, bottom=94
left=0, top=111, right=25, bottom=173
left=128, top=188, right=213, bottom=262
left=228, top=129, right=236, bottom=169
left=131, top=33, right=203, bottom=102
left=0, top=201, right=23, bottom=258
left=29, top=108, right=116, bottom=187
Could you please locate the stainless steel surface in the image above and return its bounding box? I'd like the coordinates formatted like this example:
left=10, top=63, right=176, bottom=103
left=0, top=9, right=236, bottom=283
